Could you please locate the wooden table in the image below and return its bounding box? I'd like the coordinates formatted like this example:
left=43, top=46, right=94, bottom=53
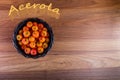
left=0, top=0, right=120, bottom=80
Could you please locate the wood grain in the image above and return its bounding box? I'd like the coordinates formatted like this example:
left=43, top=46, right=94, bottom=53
left=0, top=0, right=120, bottom=80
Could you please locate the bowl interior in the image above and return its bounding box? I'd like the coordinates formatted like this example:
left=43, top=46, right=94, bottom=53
left=13, top=18, right=54, bottom=58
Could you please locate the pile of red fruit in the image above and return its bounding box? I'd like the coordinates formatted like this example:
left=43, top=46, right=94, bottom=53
left=16, top=21, right=49, bottom=55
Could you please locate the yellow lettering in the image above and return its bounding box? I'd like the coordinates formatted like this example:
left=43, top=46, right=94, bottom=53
left=9, top=3, right=60, bottom=19
left=33, top=3, right=40, bottom=8
left=9, top=5, right=18, bottom=16
left=26, top=3, right=32, bottom=8
left=39, top=4, right=46, bottom=9
left=52, top=8, right=60, bottom=14
left=47, top=3, right=52, bottom=11
left=19, top=4, right=25, bottom=10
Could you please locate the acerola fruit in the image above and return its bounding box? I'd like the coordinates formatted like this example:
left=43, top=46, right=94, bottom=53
left=37, top=42, right=42, bottom=47
left=32, top=26, right=38, bottom=31
left=24, top=47, right=31, bottom=54
left=32, top=31, right=39, bottom=38
left=19, top=30, right=23, bottom=34
left=39, top=37, right=45, bottom=43
left=41, top=31, right=47, bottom=37
left=18, top=41, right=22, bottom=45
left=29, top=42, right=36, bottom=48
left=29, top=36, right=35, bottom=42
left=21, top=45, right=27, bottom=50
left=42, top=42, right=48, bottom=49
left=31, top=49, right=37, bottom=55
left=23, top=31, right=31, bottom=37
left=45, top=37, right=49, bottom=43
left=23, top=26, right=29, bottom=31
left=16, top=35, right=23, bottom=41
left=38, top=47, right=44, bottom=54
left=46, top=32, right=49, bottom=37
left=16, top=21, right=51, bottom=56
left=22, top=38, right=29, bottom=45
left=33, top=22, right=38, bottom=26
left=38, top=23, right=44, bottom=29
left=27, top=21, right=33, bottom=28
left=42, top=27, right=47, bottom=31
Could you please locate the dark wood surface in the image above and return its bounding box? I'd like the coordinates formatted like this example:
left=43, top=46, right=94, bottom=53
left=0, top=0, right=120, bottom=80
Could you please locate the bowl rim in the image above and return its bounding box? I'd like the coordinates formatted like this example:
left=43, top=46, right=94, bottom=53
left=13, top=18, right=54, bottom=59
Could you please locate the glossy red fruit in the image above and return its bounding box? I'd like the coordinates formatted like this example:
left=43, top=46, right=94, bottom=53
left=30, top=49, right=37, bottom=55
left=23, top=26, right=29, bottom=31
left=38, top=23, right=44, bottom=29
left=33, top=22, right=38, bottom=26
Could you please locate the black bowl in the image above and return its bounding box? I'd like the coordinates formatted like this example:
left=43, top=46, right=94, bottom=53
left=13, top=18, right=54, bottom=59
